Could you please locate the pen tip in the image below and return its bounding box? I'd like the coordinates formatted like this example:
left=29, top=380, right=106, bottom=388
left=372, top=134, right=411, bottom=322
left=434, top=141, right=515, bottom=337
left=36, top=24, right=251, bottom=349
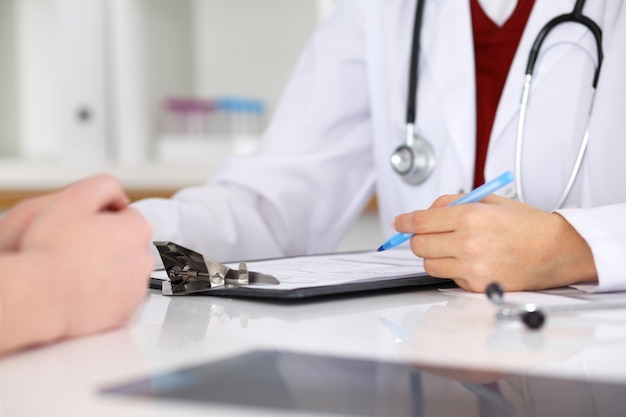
left=377, top=246, right=385, bottom=252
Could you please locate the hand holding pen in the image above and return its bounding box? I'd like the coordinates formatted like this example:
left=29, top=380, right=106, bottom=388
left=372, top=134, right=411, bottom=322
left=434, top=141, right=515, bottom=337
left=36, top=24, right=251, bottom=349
left=383, top=170, right=595, bottom=293
left=378, top=171, right=515, bottom=251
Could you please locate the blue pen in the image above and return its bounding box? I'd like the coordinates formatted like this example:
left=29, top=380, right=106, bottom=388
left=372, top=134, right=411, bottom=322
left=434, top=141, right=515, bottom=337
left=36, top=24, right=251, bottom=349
left=377, top=171, right=515, bottom=251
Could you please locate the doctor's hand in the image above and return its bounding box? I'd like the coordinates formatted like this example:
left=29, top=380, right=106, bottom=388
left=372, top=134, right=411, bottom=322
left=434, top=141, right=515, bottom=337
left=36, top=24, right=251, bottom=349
left=0, top=175, right=154, bottom=355
left=393, top=194, right=598, bottom=292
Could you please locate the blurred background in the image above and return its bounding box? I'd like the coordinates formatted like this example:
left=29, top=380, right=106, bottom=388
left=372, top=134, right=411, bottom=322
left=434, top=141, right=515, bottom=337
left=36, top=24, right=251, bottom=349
left=0, top=0, right=331, bottom=173
left=0, top=0, right=380, bottom=251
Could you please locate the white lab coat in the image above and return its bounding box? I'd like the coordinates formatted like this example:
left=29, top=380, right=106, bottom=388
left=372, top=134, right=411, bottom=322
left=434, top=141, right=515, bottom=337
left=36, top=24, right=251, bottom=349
left=135, top=0, right=626, bottom=292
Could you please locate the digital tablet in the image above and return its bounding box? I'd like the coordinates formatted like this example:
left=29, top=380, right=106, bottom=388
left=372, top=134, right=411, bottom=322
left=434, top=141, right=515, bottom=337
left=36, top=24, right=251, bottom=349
left=102, top=350, right=626, bottom=417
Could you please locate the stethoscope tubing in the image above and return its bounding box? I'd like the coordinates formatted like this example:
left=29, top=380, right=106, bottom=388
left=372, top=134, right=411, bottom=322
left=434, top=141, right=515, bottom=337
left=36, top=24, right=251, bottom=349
left=515, top=81, right=597, bottom=209
left=525, top=0, right=603, bottom=88
left=514, top=0, right=603, bottom=209
left=406, top=0, right=426, bottom=127
left=398, top=0, right=604, bottom=197
left=391, top=0, right=434, bottom=185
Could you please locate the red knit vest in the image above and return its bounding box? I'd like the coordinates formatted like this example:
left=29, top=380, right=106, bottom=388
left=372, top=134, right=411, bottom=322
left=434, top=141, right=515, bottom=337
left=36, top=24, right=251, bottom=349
left=471, top=0, right=535, bottom=187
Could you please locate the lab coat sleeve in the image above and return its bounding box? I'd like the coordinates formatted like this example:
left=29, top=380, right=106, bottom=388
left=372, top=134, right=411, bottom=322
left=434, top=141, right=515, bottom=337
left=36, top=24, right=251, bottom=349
left=558, top=205, right=626, bottom=293
left=133, top=0, right=376, bottom=263
left=557, top=6, right=626, bottom=294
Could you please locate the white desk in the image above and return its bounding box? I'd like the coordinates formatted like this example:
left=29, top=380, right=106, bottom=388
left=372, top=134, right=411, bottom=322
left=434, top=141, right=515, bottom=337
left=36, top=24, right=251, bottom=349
left=2, top=286, right=626, bottom=416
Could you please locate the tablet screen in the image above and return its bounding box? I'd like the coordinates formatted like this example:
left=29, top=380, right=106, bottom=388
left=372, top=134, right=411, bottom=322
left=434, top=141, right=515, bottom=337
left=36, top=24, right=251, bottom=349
left=102, top=350, right=626, bottom=417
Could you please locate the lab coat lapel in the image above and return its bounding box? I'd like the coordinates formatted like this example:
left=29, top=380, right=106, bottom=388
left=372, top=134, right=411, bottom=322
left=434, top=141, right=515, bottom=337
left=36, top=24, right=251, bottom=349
left=420, top=0, right=476, bottom=185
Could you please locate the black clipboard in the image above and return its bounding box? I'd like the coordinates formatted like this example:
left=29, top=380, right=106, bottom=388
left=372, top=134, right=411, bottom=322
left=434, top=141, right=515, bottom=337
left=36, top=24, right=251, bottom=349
left=151, top=242, right=452, bottom=300
left=150, top=273, right=450, bottom=300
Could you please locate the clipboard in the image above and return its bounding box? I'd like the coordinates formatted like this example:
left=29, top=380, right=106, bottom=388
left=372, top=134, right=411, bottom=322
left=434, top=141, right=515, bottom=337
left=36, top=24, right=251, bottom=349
left=151, top=241, right=452, bottom=300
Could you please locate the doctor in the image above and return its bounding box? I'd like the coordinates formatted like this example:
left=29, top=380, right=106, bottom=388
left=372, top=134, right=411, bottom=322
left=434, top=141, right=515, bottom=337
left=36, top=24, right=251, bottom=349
left=134, top=0, right=626, bottom=293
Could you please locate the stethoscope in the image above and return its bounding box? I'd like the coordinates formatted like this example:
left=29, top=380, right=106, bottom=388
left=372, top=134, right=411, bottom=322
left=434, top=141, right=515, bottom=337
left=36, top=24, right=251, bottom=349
left=486, top=282, right=626, bottom=330
left=391, top=0, right=604, bottom=209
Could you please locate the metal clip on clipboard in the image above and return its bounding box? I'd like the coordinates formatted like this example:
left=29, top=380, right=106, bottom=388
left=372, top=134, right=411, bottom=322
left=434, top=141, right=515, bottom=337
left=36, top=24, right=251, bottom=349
left=154, top=241, right=280, bottom=296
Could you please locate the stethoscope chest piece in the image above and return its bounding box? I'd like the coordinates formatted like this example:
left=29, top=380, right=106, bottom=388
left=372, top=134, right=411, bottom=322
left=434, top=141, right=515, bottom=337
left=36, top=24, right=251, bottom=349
left=391, top=133, right=436, bottom=185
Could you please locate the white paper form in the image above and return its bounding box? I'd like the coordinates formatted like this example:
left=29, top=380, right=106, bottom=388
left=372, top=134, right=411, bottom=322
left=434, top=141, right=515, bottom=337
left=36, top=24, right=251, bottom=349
left=225, top=248, right=427, bottom=291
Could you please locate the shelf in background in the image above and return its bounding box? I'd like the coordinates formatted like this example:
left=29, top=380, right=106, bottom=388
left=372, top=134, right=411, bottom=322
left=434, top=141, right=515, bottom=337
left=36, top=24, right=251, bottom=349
left=0, top=158, right=380, bottom=211
left=0, top=158, right=220, bottom=208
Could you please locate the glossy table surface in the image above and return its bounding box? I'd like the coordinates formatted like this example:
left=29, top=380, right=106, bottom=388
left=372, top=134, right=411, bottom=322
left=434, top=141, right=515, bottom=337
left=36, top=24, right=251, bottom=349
left=2, top=286, right=626, bottom=416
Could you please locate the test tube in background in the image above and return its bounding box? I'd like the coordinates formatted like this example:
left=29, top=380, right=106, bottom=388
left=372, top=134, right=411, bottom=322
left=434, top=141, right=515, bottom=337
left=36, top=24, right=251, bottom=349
left=157, top=95, right=266, bottom=162
left=162, top=97, right=217, bottom=137
left=216, top=97, right=265, bottom=155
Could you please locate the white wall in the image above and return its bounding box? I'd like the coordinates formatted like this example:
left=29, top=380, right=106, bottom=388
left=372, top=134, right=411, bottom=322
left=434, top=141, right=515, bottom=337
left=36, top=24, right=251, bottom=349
left=191, top=0, right=319, bottom=116
left=0, top=0, right=18, bottom=156
left=0, top=0, right=322, bottom=162
left=14, top=0, right=58, bottom=160
left=140, top=0, right=195, bottom=158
